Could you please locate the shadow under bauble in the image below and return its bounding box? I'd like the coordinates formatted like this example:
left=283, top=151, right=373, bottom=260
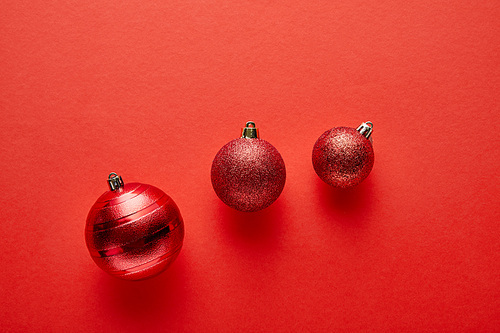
left=216, top=196, right=286, bottom=253
left=94, top=251, right=189, bottom=322
left=315, top=174, right=375, bottom=227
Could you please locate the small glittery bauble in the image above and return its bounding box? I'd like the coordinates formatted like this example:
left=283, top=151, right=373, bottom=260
left=312, top=127, right=374, bottom=188
left=211, top=138, right=286, bottom=212
left=85, top=179, right=184, bottom=280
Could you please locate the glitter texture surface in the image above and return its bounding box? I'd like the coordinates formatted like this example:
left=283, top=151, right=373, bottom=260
left=312, top=127, right=374, bottom=188
left=85, top=182, right=184, bottom=280
left=211, top=138, right=286, bottom=212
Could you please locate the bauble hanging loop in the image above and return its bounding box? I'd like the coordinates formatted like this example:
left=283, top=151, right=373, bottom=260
left=241, top=121, right=259, bottom=138
left=211, top=121, right=286, bottom=212
left=356, top=121, right=373, bottom=140
left=85, top=173, right=184, bottom=280
left=107, top=172, right=124, bottom=191
left=312, top=121, right=375, bottom=188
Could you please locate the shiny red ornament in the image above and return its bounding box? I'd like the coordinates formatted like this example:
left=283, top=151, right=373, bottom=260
left=312, top=121, right=374, bottom=188
left=85, top=173, right=184, bottom=280
left=211, top=121, right=286, bottom=212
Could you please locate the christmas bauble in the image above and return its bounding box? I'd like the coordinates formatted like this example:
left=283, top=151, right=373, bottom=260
left=85, top=173, right=184, bottom=280
left=211, top=121, right=286, bottom=212
left=312, top=121, right=374, bottom=188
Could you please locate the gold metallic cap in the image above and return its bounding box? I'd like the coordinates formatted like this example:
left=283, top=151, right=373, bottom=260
left=241, top=121, right=259, bottom=139
left=107, top=172, right=124, bottom=191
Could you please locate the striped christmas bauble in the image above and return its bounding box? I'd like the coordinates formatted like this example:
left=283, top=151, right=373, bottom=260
left=85, top=173, right=184, bottom=280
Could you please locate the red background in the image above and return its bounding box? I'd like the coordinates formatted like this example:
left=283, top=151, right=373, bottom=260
left=1, top=1, right=499, bottom=332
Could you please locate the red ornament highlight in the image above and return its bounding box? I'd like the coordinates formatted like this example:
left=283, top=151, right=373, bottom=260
left=312, top=122, right=374, bottom=188
left=85, top=173, right=184, bottom=280
left=211, top=121, right=286, bottom=212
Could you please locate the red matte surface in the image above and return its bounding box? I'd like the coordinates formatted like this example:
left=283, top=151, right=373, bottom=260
left=0, top=1, right=499, bottom=332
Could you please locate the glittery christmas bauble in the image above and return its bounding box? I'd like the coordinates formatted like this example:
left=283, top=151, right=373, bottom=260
left=85, top=173, right=184, bottom=280
left=211, top=121, right=286, bottom=212
left=312, top=122, right=374, bottom=188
